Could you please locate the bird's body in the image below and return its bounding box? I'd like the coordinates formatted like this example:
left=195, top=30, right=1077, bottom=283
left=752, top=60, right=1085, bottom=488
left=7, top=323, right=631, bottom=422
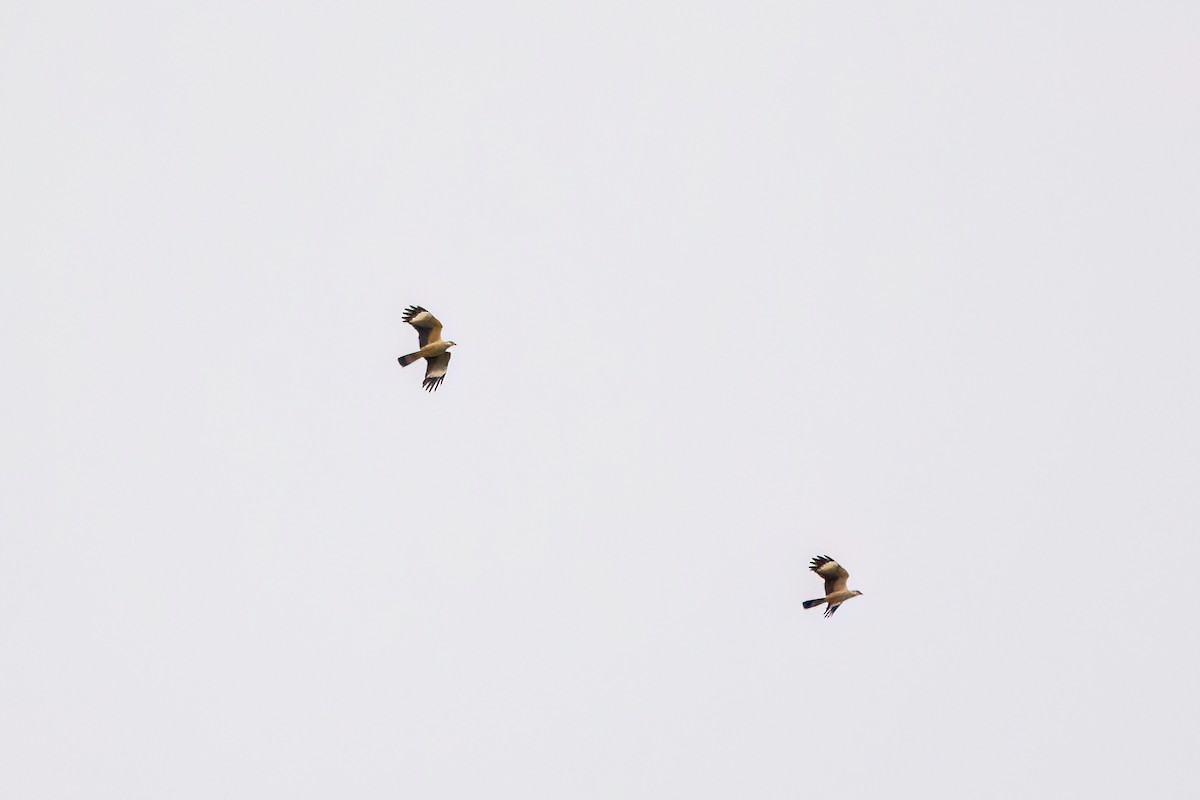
left=802, top=555, right=864, bottom=617
left=398, top=305, right=457, bottom=391
left=398, top=339, right=454, bottom=364
left=819, top=589, right=860, bottom=607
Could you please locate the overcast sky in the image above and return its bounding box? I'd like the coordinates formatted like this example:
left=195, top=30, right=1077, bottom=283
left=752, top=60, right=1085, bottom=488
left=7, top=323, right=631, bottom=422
left=2, top=2, right=1198, bottom=798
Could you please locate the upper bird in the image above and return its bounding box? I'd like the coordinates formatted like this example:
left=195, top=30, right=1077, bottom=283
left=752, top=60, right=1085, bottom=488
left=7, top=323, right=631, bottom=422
left=398, top=305, right=457, bottom=391
left=802, top=555, right=864, bottom=617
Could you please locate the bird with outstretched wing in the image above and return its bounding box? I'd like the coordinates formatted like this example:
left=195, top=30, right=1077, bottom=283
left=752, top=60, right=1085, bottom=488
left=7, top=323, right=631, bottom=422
left=397, top=305, right=457, bottom=391
left=802, top=555, right=864, bottom=617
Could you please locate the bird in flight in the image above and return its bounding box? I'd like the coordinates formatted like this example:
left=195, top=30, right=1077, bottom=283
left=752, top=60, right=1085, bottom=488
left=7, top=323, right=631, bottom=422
left=397, top=305, right=457, bottom=391
left=802, top=555, right=864, bottom=617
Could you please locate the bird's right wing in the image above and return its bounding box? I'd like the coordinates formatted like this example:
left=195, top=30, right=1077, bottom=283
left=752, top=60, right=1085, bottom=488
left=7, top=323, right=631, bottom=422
left=810, top=555, right=850, bottom=595
left=403, top=305, right=443, bottom=348
left=423, top=352, right=451, bottom=392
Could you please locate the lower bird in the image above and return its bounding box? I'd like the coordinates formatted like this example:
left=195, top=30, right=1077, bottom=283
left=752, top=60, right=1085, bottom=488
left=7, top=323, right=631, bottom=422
left=397, top=305, right=457, bottom=391
left=802, top=555, right=864, bottom=617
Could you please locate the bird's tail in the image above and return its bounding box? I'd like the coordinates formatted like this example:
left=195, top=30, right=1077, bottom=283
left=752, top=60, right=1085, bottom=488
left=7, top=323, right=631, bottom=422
left=398, top=352, right=422, bottom=367
left=802, top=598, right=826, bottom=610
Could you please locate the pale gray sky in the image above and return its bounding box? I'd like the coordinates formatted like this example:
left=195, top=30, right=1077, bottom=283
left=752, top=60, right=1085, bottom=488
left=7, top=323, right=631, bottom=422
left=2, top=2, right=1198, bottom=798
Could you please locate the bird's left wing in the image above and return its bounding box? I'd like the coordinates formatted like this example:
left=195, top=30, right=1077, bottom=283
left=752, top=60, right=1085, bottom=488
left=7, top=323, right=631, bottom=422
left=403, top=305, right=443, bottom=348
left=423, top=352, right=451, bottom=392
left=810, top=555, right=850, bottom=595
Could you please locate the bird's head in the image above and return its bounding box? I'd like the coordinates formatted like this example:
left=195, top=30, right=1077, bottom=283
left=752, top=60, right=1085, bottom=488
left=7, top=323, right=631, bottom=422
left=447, top=341, right=458, bottom=348
left=853, top=590, right=864, bottom=596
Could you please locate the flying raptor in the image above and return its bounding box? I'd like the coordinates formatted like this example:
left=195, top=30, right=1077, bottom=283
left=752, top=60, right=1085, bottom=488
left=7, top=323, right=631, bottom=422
left=397, top=305, right=457, bottom=391
left=802, top=555, right=864, bottom=617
